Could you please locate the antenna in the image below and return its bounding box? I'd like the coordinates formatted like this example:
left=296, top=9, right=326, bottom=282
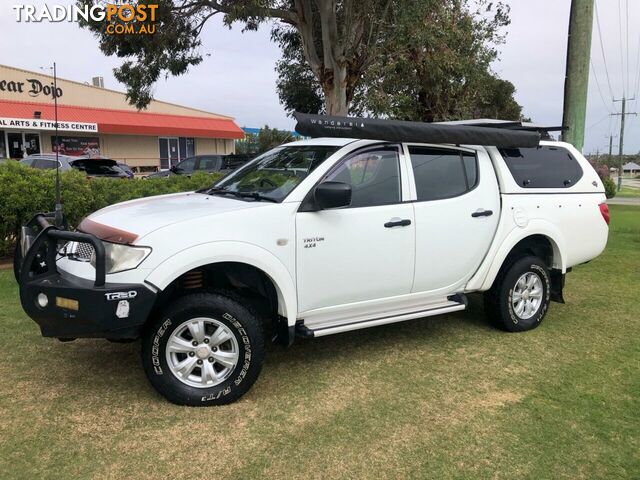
left=52, top=62, right=63, bottom=227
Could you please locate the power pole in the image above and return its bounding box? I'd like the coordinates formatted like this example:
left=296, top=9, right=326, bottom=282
left=608, top=134, right=614, bottom=165
left=561, top=0, right=594, bottom=151
left=612, top=97, right=637, bottom=190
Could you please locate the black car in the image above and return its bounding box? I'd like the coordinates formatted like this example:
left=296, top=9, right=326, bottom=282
left=146, top=154, right=252, bottom=178
left=20, top=154, right=130, bottom=179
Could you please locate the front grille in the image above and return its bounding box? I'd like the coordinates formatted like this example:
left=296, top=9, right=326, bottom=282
left=70, top=241, right=94, bottom=261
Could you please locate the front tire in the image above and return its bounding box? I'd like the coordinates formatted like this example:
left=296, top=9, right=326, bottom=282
left=141, top=292, right=265, bottom=406
left=484, top=255, right=551, bottom=332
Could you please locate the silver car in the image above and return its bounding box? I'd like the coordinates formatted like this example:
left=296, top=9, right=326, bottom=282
left=20, top=154, right=130, bottom=179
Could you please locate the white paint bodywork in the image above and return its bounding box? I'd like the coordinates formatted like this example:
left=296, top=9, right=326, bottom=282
left=58, top=138, right=609, bottom=333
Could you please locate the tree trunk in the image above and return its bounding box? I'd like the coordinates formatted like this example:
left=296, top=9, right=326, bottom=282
left=323, top=85, right=349, bottom=116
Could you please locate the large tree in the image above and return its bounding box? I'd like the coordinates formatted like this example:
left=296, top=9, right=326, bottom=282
left=79, top=0, right=398, bottom=115
left=275, top=0, right=523, bottom=122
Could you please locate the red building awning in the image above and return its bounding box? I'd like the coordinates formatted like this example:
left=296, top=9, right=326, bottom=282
left=0, top=99, right=244, bottom=139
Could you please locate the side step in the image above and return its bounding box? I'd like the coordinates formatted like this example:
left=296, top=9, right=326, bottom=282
left=296, top=294, right=467, bottom=338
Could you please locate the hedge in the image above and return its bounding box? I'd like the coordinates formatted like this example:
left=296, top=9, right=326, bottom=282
left=0, top=161, right=222, bottom=257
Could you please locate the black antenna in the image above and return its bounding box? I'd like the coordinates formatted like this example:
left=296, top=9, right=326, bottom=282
left=52, top=62, right=63, bottom=228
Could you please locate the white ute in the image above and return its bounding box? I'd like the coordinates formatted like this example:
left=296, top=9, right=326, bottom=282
left=16, top=115, right=609, bottom=405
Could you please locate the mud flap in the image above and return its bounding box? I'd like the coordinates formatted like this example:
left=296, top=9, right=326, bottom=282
left=550, top=270, right=566, bottom=304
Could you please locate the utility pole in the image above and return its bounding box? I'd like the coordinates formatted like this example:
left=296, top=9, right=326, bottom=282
left=608, top=134, right=614, bottom=165
left=561, top=0, right=594, bottom=152
left=612, top=97, right=637, bottom=190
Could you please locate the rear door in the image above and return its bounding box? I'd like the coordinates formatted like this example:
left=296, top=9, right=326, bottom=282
left=406, top=145, right=500, bottom=294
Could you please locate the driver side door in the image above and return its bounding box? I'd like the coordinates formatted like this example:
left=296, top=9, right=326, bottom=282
left=295, top=145, right=415, bottom=315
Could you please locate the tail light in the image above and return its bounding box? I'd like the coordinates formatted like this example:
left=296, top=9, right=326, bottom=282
left=599, top=202, right=610, bottom=225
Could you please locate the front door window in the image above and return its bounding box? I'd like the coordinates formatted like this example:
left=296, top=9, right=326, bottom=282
left=24, top=133, right=40, bottom=156
left=5, top=132, right=41, bottom=159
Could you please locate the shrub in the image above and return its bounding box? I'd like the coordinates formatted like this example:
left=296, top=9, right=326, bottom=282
left=0, top=162, right=221, bottom=257
left=603, top=176, right=617, bottom=199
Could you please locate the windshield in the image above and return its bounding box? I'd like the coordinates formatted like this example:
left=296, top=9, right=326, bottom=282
left=210, top=145, right=340, bottom=202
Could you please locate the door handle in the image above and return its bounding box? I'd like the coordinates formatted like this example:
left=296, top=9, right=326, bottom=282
left=471, top=209, right=493, bottom=218
left=384, top=218, right=412, bottom=228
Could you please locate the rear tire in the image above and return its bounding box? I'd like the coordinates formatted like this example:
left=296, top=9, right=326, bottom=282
left=484, top=255, right=551, bottom=332
left=141, top=292, right=265, bottom=406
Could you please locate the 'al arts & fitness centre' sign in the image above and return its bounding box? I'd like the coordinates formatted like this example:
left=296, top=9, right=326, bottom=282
left=0, top=117, right=98, bottom=133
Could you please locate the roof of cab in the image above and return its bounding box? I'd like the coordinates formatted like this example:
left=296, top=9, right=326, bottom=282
left=281, top=137, right=359, bottom=147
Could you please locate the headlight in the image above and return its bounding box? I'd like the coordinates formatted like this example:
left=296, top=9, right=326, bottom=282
left=90, top=242, right=151, bottom=274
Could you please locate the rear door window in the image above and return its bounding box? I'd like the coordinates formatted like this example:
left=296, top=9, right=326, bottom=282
left=33, top=158, right=58, bottom=169
left=197, top=156, right=221, bottom=172
left=499, top=146, right=583, bottom=188
left=408, top=147, right=478, bottom=201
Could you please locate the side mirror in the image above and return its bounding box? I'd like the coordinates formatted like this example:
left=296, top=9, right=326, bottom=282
left=314, top=181, right=352, bottom=210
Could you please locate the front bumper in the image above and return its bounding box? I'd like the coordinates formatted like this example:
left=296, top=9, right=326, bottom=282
left=17, top=214, right=156, bottom=339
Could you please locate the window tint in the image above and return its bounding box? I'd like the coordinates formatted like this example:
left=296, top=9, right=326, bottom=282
left=215, top=146, right=339, bottom=202
left=33, top=158, right=58, bottom=169
left=408, top=147, right=478, bottom=201
left=175, top=157, right=197, bottom=173
left=198, top=156, right=220, bottom=171
left=326, top=147, right=401, bottom=207
left=499, top=146, right=583, bottom=188
left=71, top=159, right=122, bottom=175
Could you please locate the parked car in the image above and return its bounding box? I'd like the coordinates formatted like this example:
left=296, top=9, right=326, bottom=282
left=15, top=115, right=609, bottom=406
left=146, top=154, right=252, bottom=178
left=115, top=162, right=134, bottom=179
left=75, top=155, right=135, bottom=179
left=20, top=154, right=130, bottom=179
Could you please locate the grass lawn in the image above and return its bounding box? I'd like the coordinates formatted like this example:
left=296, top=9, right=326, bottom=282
left=1, top=206, right=638, bottom=479
left=618, top=186, right=640, bottom=198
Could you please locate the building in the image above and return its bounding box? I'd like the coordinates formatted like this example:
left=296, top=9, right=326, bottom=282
left=622, top=161, right=640, bottom=174
left=0, top=64, right=244, bottom=172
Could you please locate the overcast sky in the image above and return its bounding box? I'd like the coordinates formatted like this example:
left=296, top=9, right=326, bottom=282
left=1, top=0, right=639, bottom=155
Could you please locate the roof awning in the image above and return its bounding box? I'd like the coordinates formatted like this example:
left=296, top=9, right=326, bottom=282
left=294, top=112, right=541, bottom=148
left=0, top=100, right=244, bottom=139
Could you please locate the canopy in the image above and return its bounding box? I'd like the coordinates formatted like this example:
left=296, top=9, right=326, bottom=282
left=294, top=112, right=541, bottom=148
left=0, top=99, right=244, bottom=139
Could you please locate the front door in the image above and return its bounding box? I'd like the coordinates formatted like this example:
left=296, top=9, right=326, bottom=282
left=406, top=145, right=500, bottom=294
left=7, top=132, right=23, bottom=159
left=296, top=145, right=415, bottom=313
left=159, top=137, right=180, bottom=169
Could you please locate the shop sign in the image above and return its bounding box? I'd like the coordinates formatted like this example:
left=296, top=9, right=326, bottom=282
left=0, top=117, right=98, bottom=132
left=0, top=78, right=63, bottom=99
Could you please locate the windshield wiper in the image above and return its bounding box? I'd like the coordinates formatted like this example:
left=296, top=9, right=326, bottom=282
left=234, top=192, right=278, bottom=203
left=204, top=187, right=278, bottom=203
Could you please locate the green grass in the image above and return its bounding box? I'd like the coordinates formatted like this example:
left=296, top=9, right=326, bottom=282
left=617, top=186, right=640, bottom=198
left=1, top=206, right=638, bottom=479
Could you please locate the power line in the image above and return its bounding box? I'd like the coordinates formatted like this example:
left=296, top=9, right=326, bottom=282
left=587, top=113, right=611, bottom=130
left=626, top=0, right=630, bottom=93
left=590, top=60, right=612, bottom=113
left=617, top=0, right=626, bottom=94
left=594, top=0, right=615, bottom=99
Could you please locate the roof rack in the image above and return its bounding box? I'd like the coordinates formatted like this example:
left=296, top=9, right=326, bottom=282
left=438, top=119, right=567, bottom=140
left=294, top=113, right=541, bottom=148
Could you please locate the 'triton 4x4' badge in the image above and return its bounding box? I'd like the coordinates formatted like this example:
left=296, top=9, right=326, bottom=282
left=105, top=291, right=137, bottom=301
